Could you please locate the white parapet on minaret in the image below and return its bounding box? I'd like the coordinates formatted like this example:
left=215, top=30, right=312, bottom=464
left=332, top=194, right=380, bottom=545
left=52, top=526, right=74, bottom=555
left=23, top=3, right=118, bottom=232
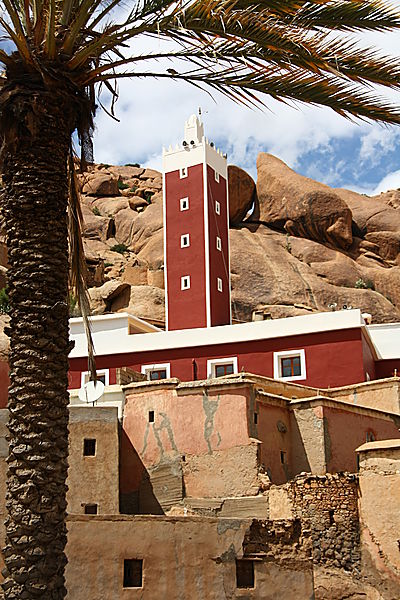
left=162, top=114, right=227, bottom=177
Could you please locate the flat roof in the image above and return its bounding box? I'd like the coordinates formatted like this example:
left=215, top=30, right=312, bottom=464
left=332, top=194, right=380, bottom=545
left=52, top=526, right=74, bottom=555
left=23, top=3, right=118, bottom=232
left=69, top=308, right=366, bottom=359
left=356, top=439, right=400, bottom=452
left=366, top=322, right=400, bottom=360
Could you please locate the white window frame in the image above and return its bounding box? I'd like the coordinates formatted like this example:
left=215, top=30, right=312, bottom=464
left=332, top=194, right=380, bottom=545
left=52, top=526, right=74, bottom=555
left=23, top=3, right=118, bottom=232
left=216, top=236, right=222, bottom=251
left=180, top=197, right=189, bottom=211
left=217, top=277, right=223, bottom=292
left=273, top=349, right=306, bottom=382
left=80, top=368, right=110, bottom=388
left=214, top=170, right=220, bottom=182
left=141, top=363, right=171, bottom=381
left=215, top=200, right=221, bottom=215
left=181, top=234, right=190, bottom=248
left=179, top=167, right=188, bottom=179
left=207, top=357, right=238, bottom=379
left=181, top=275, right=191, bottom=290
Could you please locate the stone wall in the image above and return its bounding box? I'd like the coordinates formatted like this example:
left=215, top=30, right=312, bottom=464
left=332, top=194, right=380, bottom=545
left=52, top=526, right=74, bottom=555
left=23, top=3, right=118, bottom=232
left=288, top=473, right=360, bottom=573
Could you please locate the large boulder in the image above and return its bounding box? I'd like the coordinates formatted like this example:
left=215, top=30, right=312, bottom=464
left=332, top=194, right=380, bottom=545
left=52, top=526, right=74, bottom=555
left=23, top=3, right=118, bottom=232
left=81, top=205, right=114, bottom=242
left=88, top=281, right=130, bottom=314
left=228, top=165, right=255, bottom=225
left=253, top=154, right=353, bottom=249
left=82, top=172, right=120, bottom=196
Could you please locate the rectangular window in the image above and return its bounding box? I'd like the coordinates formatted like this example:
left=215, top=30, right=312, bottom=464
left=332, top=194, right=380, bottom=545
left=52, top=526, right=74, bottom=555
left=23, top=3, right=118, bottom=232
left=179, top=167, right=188, bottom=179
left=273, top=350, right=306, bottom=382
left=84, top=504, right=98, bottom=515
left=216, top=236, right=222, bottom=251
left=148, top=410, right=155, bottom=423
left=141, top=363, right=171, bottom=381
left=215, top=363, right=234, bottom=377
left=207, top=357, right=238, bottom=378
left=181, top=234, right=190, bottom=248
left=81, top=369, right=109, bottom=388
left=123, top=559, right=143, bottom=588
left=180, top=197, right=189, bottom=211
left=215, top=200, right=221, bottom=215
left=181, top=275, right=191, bottom=290
left=215, top=170, right=220, bottom=182
left=217, top=277, right=223, bottom=292
left=83, top=439, right=96, bottom=456
left=280, top=450, right=286, bottom=464
left=236, top=559, right=254, bottom=589
left=281, top=356, right=301, bottom=378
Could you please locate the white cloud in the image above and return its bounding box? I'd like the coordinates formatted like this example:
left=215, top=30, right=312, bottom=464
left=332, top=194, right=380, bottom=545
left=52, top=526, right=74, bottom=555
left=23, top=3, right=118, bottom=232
left=92, top=17, right=400, bottom=190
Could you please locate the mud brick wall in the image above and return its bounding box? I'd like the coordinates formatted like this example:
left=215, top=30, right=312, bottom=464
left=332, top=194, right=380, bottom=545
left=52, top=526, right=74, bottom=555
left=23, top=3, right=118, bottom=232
left=288, top=473, right=360, bottom=572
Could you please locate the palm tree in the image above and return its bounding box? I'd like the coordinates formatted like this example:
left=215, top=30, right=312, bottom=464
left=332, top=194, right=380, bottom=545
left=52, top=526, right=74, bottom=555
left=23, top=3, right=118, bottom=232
left=1, top=0, right=400, bottom=597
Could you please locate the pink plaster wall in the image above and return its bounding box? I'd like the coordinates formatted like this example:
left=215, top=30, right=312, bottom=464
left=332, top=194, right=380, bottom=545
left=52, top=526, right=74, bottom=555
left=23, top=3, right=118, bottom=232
left=256, top=401, right=291, bottom=484
left=324, top=406, right=400, bottom=473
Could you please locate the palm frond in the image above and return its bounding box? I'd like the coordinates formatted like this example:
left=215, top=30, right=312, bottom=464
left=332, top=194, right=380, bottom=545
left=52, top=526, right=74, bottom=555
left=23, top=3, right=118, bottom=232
left=67, top=150, right=96, bottom=381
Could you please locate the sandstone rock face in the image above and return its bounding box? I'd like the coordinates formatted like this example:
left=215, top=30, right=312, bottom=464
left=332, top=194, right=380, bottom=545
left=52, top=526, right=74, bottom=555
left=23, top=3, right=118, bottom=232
left=228, top=165, right=255, bottom=225
left=4, top=159, right=399, bottom=326
left=253, top=154, right=353, bottom=249
left=81, top=172, right=120, bottom=196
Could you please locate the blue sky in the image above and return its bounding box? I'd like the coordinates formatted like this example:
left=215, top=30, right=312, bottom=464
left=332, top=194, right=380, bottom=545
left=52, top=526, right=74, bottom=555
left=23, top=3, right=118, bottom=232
left=91, top=5, right=400, bottom=196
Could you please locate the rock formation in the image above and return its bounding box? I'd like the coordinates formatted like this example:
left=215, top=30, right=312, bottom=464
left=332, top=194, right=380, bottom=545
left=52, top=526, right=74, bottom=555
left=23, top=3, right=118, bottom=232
left=2, top=154, right=400, bottom=335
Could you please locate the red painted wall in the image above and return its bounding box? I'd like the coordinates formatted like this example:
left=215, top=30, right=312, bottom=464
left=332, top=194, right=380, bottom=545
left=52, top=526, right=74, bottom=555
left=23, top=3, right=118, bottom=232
left=165, top=165, right=207, bottom=330
left=375, top=359, right=400, bottom=379
left=206, top=166, right=230, bottom=326
left=361, top=333, right=376, bottom=381
left=69, top=328, right=368, bottom=390
left=324, top=405, right=400, bottom=473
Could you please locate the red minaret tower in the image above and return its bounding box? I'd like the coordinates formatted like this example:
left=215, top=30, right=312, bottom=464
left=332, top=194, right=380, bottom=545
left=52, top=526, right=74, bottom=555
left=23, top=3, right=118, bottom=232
left=163, top=115, right=231, bottom=331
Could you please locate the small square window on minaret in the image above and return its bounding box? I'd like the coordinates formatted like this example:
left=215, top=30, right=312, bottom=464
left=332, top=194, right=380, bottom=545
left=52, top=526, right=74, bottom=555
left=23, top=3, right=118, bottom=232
left=181, top=234, right=190, bottom=248
left=180, top=197, right=189, bottom=211
left=215, top=201, right=221, bottom=215
left=216, top=237, right=222, bottom=251
left=180, top=167, right=188, bottom=178
left=217, top=278, right=223, bottom=292
left=215, top=170, right=220, bottom=182
left=181, top=276, right=191, bottom=290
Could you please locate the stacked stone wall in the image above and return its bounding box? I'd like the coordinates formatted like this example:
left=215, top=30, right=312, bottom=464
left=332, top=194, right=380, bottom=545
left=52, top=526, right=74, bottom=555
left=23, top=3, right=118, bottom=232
left=288, top=473, right=360, bottom=572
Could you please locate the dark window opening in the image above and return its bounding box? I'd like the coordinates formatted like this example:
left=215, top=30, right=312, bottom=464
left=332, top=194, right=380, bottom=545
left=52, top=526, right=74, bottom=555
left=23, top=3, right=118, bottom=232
left=254, top=413, right=258, bottom=425
left=123, top=559, right=143, bottom=588
left=281, top=356, right=301, bottom=378
left=148, top=411, right=155, bottom=423
left=215, top=363, right=234, bottom=377
left=366, top=431, right=376, bottom=442
left=84, top=504, right=98, bottom=515
left=83, top=439, right=96, bottom=456
left=97, top=374, right=106, bottom=385
left=236, top=559, right=254, bottom=589
left=280, top=451, right=286, bottom=464
left=149, top=369, right=167, bottom=381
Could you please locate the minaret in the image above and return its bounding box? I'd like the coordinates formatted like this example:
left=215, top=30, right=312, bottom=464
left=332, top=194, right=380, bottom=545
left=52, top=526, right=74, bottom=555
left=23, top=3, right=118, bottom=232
left=163, top=115, right=231, bottom=331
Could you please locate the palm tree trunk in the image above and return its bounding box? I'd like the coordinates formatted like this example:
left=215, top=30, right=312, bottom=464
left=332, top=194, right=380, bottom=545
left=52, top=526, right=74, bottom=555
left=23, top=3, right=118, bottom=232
left=0, top=88, right=74, bottom=599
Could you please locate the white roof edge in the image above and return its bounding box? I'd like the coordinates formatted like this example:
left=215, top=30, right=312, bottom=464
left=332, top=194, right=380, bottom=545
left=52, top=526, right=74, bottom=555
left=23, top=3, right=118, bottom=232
left=69, top=308, right=366, bottom=359
left=69, top=312, right=160, bottom=332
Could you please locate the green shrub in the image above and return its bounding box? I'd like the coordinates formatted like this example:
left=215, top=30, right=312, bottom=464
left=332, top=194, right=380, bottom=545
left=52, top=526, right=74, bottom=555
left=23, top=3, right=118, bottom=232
left=92, top=206, right=101, bottom=216
left=110, top=243, right=128, bottom=254
left=124, top=163, right=141, bottom=168
left=355, top=278, right=375, bottom=290
left=0, top=288, right=10, bottom=315
left=104, top=262, right=113, bottom=268
left=118, top=180, right=130, bottom=190
left=144, top=191, right=154, bottom=203
left=130, top=185, right=138, bottom=193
